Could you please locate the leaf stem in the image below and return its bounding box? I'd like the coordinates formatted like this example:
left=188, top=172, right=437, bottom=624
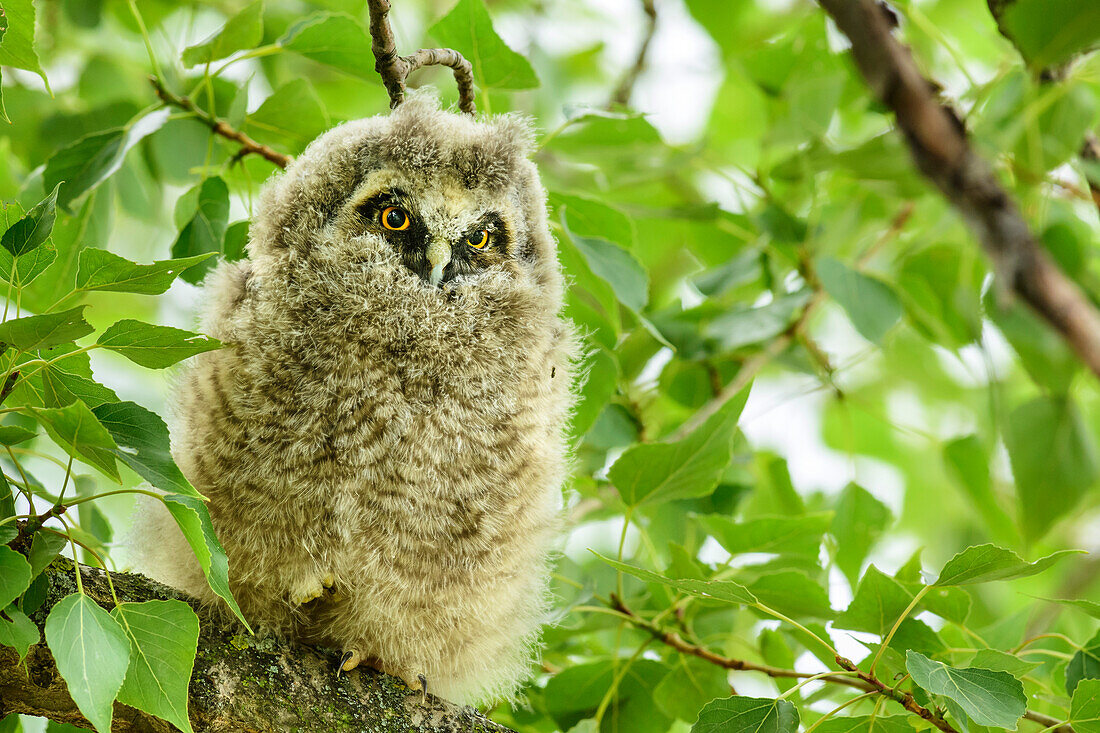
left=870, top=584, right=931, bottom=674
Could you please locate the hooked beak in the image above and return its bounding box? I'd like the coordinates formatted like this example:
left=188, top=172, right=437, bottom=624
left=426, top=240, right=452, bottom=287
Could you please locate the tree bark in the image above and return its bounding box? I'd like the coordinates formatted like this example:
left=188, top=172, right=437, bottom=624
left=0, top=558, right=515, bottom=733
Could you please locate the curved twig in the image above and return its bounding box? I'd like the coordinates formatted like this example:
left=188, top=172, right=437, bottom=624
left=367, top=0, right=476, bottom=115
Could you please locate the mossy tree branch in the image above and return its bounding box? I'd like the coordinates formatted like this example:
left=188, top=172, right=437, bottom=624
left=0, top=558, right=515, bottom=733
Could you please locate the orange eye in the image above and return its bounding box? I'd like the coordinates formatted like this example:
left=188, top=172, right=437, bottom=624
left=466, top=230, right=490, bottom=249
left=381, top=206, right=410, bottom=231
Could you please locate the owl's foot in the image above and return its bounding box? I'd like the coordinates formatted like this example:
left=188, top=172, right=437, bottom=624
left=337, top=649, right=361, bottom=677
left=417, top=673, right=429, bottom=705
left=290, top=573, right=337, bottom=606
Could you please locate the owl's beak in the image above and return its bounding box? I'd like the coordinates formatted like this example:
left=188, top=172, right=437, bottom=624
left=426, top=240, right=452, bottom=287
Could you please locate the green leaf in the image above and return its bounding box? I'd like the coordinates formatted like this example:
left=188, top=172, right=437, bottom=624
left=967, top=650, right=1041, bottom=679
left=39, top=348, right=120, bottom=409
left=0, top=241, right=58, bottom=286
left=1067, top=629, right=1100, bottom=695
left=163, top=494, right=250, bottom=630
left=591, top=552, right=757, bottom=605
left=812, top=716, right=914, bottom=733
left=245, top=79, right=328, bottom=148
left=1, top=183, right=60, bottom=257
left=942, top=435, right=1016, bottom=541
left=28, top=530, right=68, bottom=577
left=692, top=696, right=799, bottom=733
left=998, top=0, right=1100, bottom=69
left=93, top=402, right=204, bottom=499
left=428, top=0, right=539, bottom=90
left=0, top=0, right=48, bottom=86
left=608, top=386, right=749, bottom=507
left=112, top=600, right=199, bottom=733
left=905, top=650, right=1026, bottom=729
left=1006, top=396, right=1098, bottom=541
left=76, top=248, right=216, bottom=294
left=171, top=177, right=229, bottom=285
left=0, top=545, right=33, bottom=609
left=0, top=425, right=36, bottom=445
left=1070, top=679, right=1100, bottom=733
left=934, top=543, right=1080, bottom=586
left=181, top=0, right=264, bottom=67
left=222, top=221, right=249, bottom=262
left=549, top=192, right=634, bottom=247
left=705, top=290, right=812, bottom=352
left=0, top=603, right=39, bottom=662
left=816, top=257, right=902, bottom=344
left=564, top=210, right=648, bottom=312
left=698, top=513, right=830, bottom=559
left=748, top=571, right=834, bottom=619
left=277, top=12, right=373, bottom=79
left=0, top=306, right=92, bottom=351
left=1040, top=597, right=1100, bottom=620
left=97, top=320, right=221, bottom=369
left=31, top=401, right=120, bottom=481
left=988, top=296, right=1078, bottom=393
left=653, top=657, right=730, bottom=723
left=831, top=483, right=892, bottom=586
left=44, top=108, right=171, bottom=211
left=836, top=566, right=911, bottom=635
left=45, top=593, right=130, bottom=733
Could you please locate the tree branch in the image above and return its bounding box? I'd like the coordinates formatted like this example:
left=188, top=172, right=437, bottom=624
left=609, top=595, right=1071, bottom=733
left=610, top=0, right=657, bottom=107
left=0, top=558, right=514, bottom=733
left=149, top=76, right=291, bottom=170
left=816, top=0, right=1100, bottom=380
left=366, top=0, right=476, bottom=115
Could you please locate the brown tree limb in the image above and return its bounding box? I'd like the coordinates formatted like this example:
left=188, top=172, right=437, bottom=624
left=609, top=595, right=1071, bottom=733
left=0, top=558, right=514, bottom=733
left=816, top=0, right=1100, bottom=380
left=366, top=0, right=476, bottom=115
left=610, top=0, right=657, bottom=107
left=149, top=76, right=291, bottom=170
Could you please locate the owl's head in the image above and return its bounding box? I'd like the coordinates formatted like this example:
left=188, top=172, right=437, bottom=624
left=248, top=92, right=562, bottom=308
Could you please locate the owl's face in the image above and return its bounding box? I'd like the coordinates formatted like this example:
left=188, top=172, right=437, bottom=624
left=352, top=179, right=521, bottom=287
left=247, top=93, right=565, bottom=353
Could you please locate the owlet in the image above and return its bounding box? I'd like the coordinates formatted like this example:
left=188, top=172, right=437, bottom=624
left=131, top=93, right=577, bottom=705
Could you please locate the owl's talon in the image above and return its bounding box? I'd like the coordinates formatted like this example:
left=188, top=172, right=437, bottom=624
left=418, top=673, right=429, bottom=704
left=337, top=649, right=361, bottom=677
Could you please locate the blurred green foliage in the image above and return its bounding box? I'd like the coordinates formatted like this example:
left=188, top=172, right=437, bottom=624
left=0, top=0, right=1099, bottom=732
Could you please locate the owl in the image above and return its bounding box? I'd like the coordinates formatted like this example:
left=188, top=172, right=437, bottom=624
left=130, top=92, right=578, bottom=706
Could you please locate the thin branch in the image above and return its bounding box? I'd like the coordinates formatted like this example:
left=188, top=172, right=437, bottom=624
left=1081, top=133, right=1100, bottom=213
left=149, top=76, right=290, bottom=170
left=817, top=0, right=1100, bottom=380
left=669, top=291, right=825, bottom=440
left=832, top=656, right=957, bottom=733
left=610, top=0, right=657, bottom=107
left=609, top=594, right=961, bottom=731
left=366, top=0, right=476, bottom=115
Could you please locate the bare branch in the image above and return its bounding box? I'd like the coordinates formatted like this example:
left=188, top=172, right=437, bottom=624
left=817, top=0, right=1100, bottom=380
left=610, top=0, right=657, bottom=107
left=366, top=0, right=477, bottom=115
left=149, top=76, right=290, bottom=170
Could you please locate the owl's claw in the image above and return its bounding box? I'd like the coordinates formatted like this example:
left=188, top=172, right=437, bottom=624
left=337, top=649, right=361, bottom=677
left=418, top=674, right=429, bottom=705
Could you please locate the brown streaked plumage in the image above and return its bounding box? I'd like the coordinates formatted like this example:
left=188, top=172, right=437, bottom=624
left=130, top=93, right=578, bottom=705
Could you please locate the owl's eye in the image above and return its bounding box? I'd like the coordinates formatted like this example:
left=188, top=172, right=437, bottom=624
left=381, top=206, right=411, bottom=231
left=466, top=230, right=490, bottom=250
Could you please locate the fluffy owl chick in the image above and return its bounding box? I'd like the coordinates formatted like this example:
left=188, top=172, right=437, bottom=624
left=131, top=93, right=577, bottom=705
